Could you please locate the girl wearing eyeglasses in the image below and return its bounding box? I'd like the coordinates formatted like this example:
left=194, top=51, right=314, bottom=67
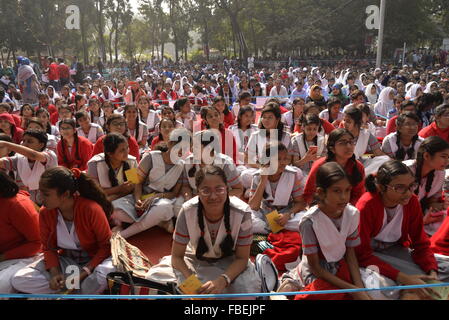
left=419, top=104, right=449, bottom=141
left=57, top=119, right=93, bottom=171
left=92, top=114, right=140, bottom=162
left=303, top=128, right=365, bottom=206
left=382, top=112, right=423, bottom=161
left=356, top=160, right=440, bottom=300
left=403, top=136, right=449, bottom=236
left=112, top=129, right=188, bottom=238
left=248, top=142, right=307, bottom=235
left=145, top=165, right=262, bottom=297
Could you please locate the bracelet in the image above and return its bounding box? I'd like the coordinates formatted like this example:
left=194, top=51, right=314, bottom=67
left=220, top=274, right=231, bottom=287
left=82, top=266, right=92, bottom=275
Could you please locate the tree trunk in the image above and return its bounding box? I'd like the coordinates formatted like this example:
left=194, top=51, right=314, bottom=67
left=97, top=0, right=107, bottom=61
left=204, top=19, right=210, bottom=61
left=226, top=9, right=248, bottom=61
left=80, top=5, right=89, bottom=65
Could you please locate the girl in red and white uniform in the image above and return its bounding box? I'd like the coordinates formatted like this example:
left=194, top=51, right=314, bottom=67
left=289, top=162, right=370, bottom=300
left=356, top=160, right=440, bottom=300
left=403, top=136, right=449, bottom=236
left=0, top=171, right=41, bottom=293
left=57, top=119, right=93, bottom=171
left=12, top=167, right=115, bottom=294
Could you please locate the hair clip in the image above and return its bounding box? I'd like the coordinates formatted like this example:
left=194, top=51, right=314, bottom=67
left=71, top=168, right=82, bottom=179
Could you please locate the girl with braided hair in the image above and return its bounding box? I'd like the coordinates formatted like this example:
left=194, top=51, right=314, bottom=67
left=11, top=166, right=115, bottom=294
left=57, top=119, right=93, bottom=171
left=111, top=128, right=189, bottom=238
left=87, top=133, right=138, bottom=212
left=382, top=112, right=423, bottom=161
left=356, top=160, right=442, bottom=300
left=404, top=136, right=449, bottom=236
left=145, top=165, right=262, bottom=297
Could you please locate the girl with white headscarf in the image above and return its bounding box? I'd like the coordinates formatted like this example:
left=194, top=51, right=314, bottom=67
left=364, top=83, right=378, bottom=105
left=424, top=81, right=438, bottom=94
left=374, top=87, right=395, bottom=119
left=405, top=84, right=423, bottom=101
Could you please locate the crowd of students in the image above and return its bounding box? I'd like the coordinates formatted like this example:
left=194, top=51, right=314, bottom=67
left=1, top=58, right=449, bottom=300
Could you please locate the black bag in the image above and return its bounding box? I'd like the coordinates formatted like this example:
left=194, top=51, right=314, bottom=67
left=107, top=272, right=181, bottom=296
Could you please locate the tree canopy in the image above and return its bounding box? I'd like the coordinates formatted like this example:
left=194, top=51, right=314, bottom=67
left=0, top=0, right=447, bottom=65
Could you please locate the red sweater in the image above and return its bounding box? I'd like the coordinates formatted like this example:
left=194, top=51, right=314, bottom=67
left=93, top=135, right=140, bottom=162
left=0, top=191, right=41, bottom=260
left=355, top=192, right=438, bottom=280
left=57, top=135, right=93, bottom=171
left=223, top=112, right=235, bottom=128
left=303, top=157, right=366, bottom=206
left=430, top=209, right=449, bottom=256
left=386, top=116, right=398, bottom=135
left=294, top=119, right=335, bottom=135
left=419, top=122, right=449, bottom=142
left=35, top=104, right=57, bottom=115
left=159, top=90, right=178, bottom=105
left=39, top=196, right=111, bottom=271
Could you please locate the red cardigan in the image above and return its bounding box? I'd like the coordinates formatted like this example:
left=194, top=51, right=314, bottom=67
left=430, top=209, right=449, bottom=256
left=39, top=196, right=112, bottom=271
left=303, top=157, right=366, bottom=205
left=355, top=192, right=438, bottom=280
left=93, top=135, right=140, bottom=162
left=57, top=135, right=93, bottom=171
left=0, top=191, right=41, bottom=260
left=419, top=122, right=449, bottom=142
left=295, top=119, right=335, bottom=135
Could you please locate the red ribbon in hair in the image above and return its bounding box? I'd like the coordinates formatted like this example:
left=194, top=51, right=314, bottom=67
left=71, top=168, right=82, bottom=179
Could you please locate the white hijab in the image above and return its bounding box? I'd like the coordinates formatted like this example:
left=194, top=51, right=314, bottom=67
left=424, top=81, right=437, bottom=94
left=365, top=83, right=378, bottom=105
left=405, top=84, right=421, bottom=100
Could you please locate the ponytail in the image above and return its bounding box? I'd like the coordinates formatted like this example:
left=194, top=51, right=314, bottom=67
left=365, top=174, right=378, bottom=193
left=0, top=170, right=19, bottom=198
left=39, top=167, right=113, bottom=220
left=414, top=136, right=449, bottom=211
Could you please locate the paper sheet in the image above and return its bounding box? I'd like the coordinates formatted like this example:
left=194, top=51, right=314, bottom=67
left=179, top=274, right=203, bottom=294
left=125, top=168, right=140, bottom=184
left=266, top=210, right=285, bottom=233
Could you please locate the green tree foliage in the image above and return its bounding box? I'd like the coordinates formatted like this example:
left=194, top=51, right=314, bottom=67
left=0, top=0, right=447, bottom=64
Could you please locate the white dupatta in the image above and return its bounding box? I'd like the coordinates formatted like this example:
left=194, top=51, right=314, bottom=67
left=147, top=151, right=184, bottom=192
left=354, top=129, right=370, bottom=159
left=300, top=205, right=360, bottom=263
left=262, top=166, right=297, bottom=207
